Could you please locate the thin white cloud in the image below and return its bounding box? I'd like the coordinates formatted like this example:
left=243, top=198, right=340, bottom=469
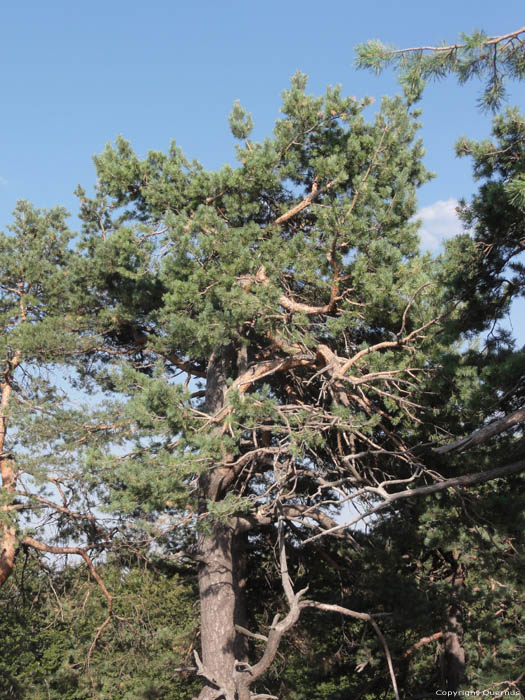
left=416, top=198, right=463, bottom=252
left=0, top=177, right=7, bottom=186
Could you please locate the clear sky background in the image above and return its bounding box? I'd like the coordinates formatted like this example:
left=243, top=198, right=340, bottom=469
left=1, top=1, right=524, bottom=322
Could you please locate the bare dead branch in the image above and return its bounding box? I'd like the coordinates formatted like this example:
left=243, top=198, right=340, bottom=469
left=278, top=515, right=295, bottom=606
left=21, top=536, right=115, bottom=688
left=337, top=315, right=441, bottom=377
left=234, top=625, right=268, bottom=643
left=398, top=284, right=431, bottom=337
left=193, top=650, right=223, bottom=692
left=402, top=631, right=444, bottom=659
left=301, top=601, right=400, bottom=700
left=246, top=528, right=309, bottom=684
left=232, top=503, right=352, bottom=537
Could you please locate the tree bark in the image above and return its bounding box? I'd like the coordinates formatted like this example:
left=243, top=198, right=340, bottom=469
left=0, top=454, right=17, bottom=587
left=443, top=612, right=466, bottom=690
left=195, top=347, right=248, bottom=700
left=0, top=518, right=16, bottom=587
left=440, top=554, right=466, bottom=690
left=197, top=524, right=238, bottom=700
left=232, top=532, right=250, bottom=663
left=0, top=378, right=18, bottom=587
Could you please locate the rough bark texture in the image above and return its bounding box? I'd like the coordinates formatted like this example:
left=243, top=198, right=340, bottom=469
left=196, top=347, right=244, bottom=700
left=0, top=372, right=18, bottom=588
left=0, top=455, right=17, bottom=587
left=0, top=519, right=16, bottom=587
left=197, top=524, right=238, bottom=699
left=443, top=612, right=466, bottom=690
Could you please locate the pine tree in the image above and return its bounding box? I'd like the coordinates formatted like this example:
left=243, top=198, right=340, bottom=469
left=70, top=72, right=525, bottom=699
left=0, top=201, right=77, bottom=585
left=355, top=26, right=525, bottom=695
left=0, top=199, right=122, bottom=649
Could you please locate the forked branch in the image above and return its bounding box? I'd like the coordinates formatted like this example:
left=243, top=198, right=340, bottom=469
left=273, top=177, right=337, bottom=226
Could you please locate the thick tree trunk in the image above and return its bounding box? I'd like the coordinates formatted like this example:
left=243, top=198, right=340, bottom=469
left=197, top=524, right=238, bottom=700
left=196, top=347, right=251, bottom=700
left=232, top=532, right=249, bottom=663
left=0, top=379, right=18, bottom=588
left=0, top=521, right=16, bottom=587
left=0, top=455, right=17, bottom=588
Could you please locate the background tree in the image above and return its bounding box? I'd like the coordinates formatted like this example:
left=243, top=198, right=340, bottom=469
left=0, top=200, right=127, bottom=678
left=0, top=201, right=78, bottom=586
left=356, top=26, right=525, bottom=456
left=355, top=25, right=525, bottom=696
left=356, top=27, right=525, bottom=327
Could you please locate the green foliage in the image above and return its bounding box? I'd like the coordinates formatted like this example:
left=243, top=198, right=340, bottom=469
left=1, top=49, right=524, bottom=700
left=229, top=100, right=254, bottom=140
left=356, top=27, right=525, bottom=111
left=454, top=107, right=525, bottom=309
left=0, top=200, right=75, bottom=360
left=62, top=68, right=523, bottom=698
left=0, top=557, right=199, bottom=700
left=65, top=73, right=442, bottom=532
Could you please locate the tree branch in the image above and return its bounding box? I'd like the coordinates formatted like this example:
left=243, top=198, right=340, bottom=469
left=386, top=28, right=525, bottom=55
left=21, top=536, right=115, bottom=687
left=337, top=315, right=440, bottom=377
left=231, top=503, right=353, bottom=536
left=234, top=624, right=268, bottom=643
left=246, top=526, right=309, bottom=684
left=273, top=178, right=337, bottom=226
left=300, top=601, right=400, bottom=700
left=278, top=294, right=337, bottom=315
left=433, top=408, right=525, bottom=454
left=402, top=631, right=443, bottom=659
left=303, top=459, right=525, bottom=543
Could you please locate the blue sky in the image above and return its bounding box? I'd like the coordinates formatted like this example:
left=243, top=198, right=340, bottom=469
left=1, top=1, right=524, bottom=252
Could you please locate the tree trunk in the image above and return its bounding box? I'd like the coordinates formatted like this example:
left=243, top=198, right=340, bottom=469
left=443, top=611, right=466, bottom=690
left=0, top=385, right=18, bottom=588
left=0, top=457, right=17, bottom=587
left=442, top=554, right=466, bottom=690
left=196, top=346, right=249, bottom=700
left=197, top=524, right=238, bottom=700
left=0, top=521, right=16, bottom=587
